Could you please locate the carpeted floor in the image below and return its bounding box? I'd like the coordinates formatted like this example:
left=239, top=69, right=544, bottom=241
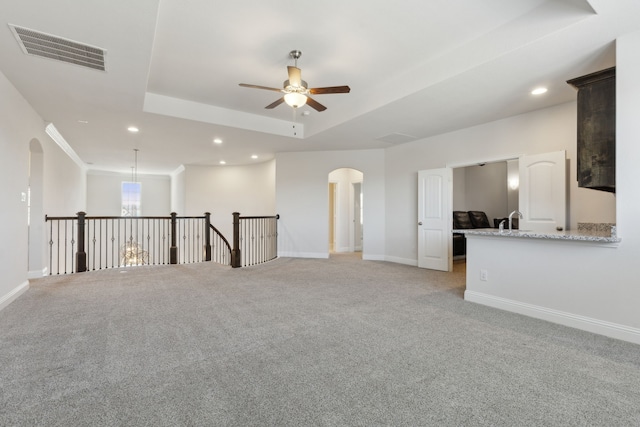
left=1, top=255, right=639, bottom=426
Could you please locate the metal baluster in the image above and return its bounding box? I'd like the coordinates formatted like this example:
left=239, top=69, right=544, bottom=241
left=63, top=220, right=67, bottom=274
left=162, top=219, right=165, bottom=264
left=252, top=218, right=257, bottom=266
left=48, top=219, right=53, bottom=275
left=260, top=218, right=263, bottom=264
left=90, top=219, right=94, bottom=271
left=99, top=219, right=103, bottom=270
left=71, top=220, right=76, bottom=273
left=110, top=219, right=115, bottom=268
left=188, top=219, right=192, bottom=263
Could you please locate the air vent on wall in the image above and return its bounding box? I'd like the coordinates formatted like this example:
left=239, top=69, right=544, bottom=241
left=9, top=24, right=105, bottom=71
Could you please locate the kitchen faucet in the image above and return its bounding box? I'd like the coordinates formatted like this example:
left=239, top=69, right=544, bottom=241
left=508, top=210, right=523, bottom=231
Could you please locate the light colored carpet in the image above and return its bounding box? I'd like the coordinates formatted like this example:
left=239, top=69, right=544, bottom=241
left=1, top=255, right=639, bottom=426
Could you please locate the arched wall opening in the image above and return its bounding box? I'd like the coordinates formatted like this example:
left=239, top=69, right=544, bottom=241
left=328, top=168, right=363, bottom=254
left=28, top=138, right=45, bottom=277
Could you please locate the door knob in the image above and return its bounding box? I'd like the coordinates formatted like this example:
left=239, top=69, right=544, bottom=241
left=418, top=222, right=423, bottom=225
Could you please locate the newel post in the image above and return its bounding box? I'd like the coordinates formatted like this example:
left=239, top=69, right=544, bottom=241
left=231, top=212, right=241, bottom=268
left=204, top=212, right=212, bottom=262
left=76, top=211, right=87, bottom=273
left=170, top=212, right=178, bottom=264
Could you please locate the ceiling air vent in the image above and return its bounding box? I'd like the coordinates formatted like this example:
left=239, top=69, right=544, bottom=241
left=375, top=133, right=418, bottom=145
left=9, top=24, right=106, bottom=71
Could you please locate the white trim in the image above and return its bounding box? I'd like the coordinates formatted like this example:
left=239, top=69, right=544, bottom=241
left=384, top=255, right=418, bottom=266
left=45, top=123, right=87, bottom=171
left=0, top=281, right=30, bottom=312
left=27, top=267, right=47, bottom=279
left=170, top=164, right=186, bottom=178
left=464, top=290, right=640, bottom=345
left=144, top=93, right=304, bottom=139
left=278, top=251, right=329, bottom=259
left=362, top=254, right=385, bottom=261
left=447, top=154, right=520, bottom=169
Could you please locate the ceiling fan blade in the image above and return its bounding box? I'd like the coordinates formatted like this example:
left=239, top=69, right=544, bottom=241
left=305, top=96, right=327, bottom=112
left=265, top=97, right=285, bottom=109
left=239, top=83, right=283, bottom=92
left=287, top=66, right=302, bottom=86
left=308, top=85, right=351, bottom=95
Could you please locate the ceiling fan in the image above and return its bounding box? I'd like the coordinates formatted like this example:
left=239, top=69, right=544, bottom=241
left=239, top=50, right=350, bottom=112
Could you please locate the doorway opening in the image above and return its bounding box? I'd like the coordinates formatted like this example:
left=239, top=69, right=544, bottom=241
left=328, top=168, right=363, bottom=257
left=452, top=159, right=518, bottom=260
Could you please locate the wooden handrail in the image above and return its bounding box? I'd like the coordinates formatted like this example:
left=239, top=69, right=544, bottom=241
left=44, top=212, right=277, bottom=273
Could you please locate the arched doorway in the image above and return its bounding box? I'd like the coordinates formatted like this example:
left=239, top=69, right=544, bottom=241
left=28, top=139, right=45, bottom=278
left=328, top=168, right=363, bottom=254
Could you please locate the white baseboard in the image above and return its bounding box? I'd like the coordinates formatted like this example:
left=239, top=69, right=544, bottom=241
left=0, top=281, right=30, bottom=312
left=465, top=290, right=640, bottom=345
left=384, top=256, right=418, bottom=266
left=362, top=254, right=385, bottom=261
left=27, top=267, right=48, bottom=279
left=278, top=251, right=329, bottom=259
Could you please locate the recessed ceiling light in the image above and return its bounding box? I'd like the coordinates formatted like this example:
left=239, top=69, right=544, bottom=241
left=531, top=87, right=548, bottom=95
left=128, top=126, right=139, bottom=133
left=219, top=160, right=226, bottom=165
left=251, top=155, right=258, bottom=159
left=213, top=138, right=222, bottom=144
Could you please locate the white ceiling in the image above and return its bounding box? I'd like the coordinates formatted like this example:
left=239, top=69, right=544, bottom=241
left=1, top=0, right=637, bottom=174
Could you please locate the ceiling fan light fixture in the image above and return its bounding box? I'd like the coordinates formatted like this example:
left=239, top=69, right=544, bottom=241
left=284, top=92, right=307, bottom=108
left=239, top=50, right=348, bottom=112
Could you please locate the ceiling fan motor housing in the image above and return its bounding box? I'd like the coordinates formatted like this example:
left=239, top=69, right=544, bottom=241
left=284, top=79, right=308, bottom=93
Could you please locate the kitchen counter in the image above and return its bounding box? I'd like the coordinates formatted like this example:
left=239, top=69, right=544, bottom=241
left=454, top=226, right=620, bottom=243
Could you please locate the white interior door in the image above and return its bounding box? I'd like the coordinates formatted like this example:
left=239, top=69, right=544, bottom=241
left=418, top=168, right=452, bottom=271
left=519, top=150, right=566, bottom=232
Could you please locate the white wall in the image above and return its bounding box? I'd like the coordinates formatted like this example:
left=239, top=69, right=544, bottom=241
left=87, top=171, right=171, bottom=216
left=452, top=168, right=466, bottom=211
left=183, top=160, right=276, bottom=239
left=276, top=149, right=385, bottom=260
left=0, top=70, right=85, bottom=309
left=0, top=71, right=31, bottom=307
left=385, top=101, right=616, bottom=264
left=28, top=140, right=45, bottom=277
left=465, top=162, right=508, bottom=222
left=463, top=31, right=640, bottom=344
left=170, top=166, right=186, bottom=214
left=506, top=159, right=519, bottom=214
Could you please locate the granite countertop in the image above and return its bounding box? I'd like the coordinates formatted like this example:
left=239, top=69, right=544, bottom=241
left=454, top=226, right=620, bottom=243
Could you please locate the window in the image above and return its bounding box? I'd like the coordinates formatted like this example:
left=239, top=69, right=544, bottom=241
left=121, top=182, right=141, bottom=216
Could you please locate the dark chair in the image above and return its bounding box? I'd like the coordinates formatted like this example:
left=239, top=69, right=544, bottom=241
left=453, top=211, right=474, bottom=229
left=452, top=211, right=473, bottom=256
left=468, top=211, right=491, bottom=228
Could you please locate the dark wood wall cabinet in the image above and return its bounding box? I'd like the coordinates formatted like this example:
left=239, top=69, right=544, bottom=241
left=567, top=67, right=616, bottom=193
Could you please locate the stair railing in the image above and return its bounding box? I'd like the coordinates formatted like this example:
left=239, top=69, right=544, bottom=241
left=232, top=212, right=279, bottom=268
left=44, top=211, right=278, bottom=274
